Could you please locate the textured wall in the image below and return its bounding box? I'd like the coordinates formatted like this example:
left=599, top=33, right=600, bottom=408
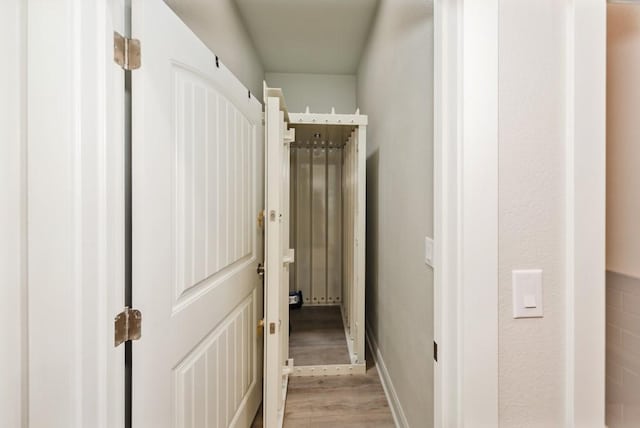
left=166, top=0, right=265, bottom=100
left=498, top=0, right=567, bottom=425
left=265, top=73, right=357, bottom=114
left=357, top=0, right=434, bottom=425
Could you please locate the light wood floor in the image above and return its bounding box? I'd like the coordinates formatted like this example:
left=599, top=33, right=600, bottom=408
left=252, top=305, right=395, bottom=427
left=289, top=306, right=351, bottom=366
left=252, top=348, right=395, bottom=427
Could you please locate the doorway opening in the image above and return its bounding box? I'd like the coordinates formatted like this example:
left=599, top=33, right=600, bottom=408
left=606, top=3, right=640, bottom=426
left=287, top=120, right=366, bottom=375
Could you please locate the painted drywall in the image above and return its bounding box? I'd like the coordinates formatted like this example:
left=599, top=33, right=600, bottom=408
left=265, top=73, right=356, bottom=114
left=498, top=0, right=566, bottom=425
left=607, top=4, right=640, bottom=279
left=165, top=0, right=264, bottom=100
left=357, top=0, right=434, bottom=425
left=0, top=1, right=26, bottom=426
left=235, top=0, right=378, bottom=74
left=606, top=5, right=640, bottom=427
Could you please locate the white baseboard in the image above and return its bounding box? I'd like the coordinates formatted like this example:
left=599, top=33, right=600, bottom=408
left=365, top=324, right=410, bottom=428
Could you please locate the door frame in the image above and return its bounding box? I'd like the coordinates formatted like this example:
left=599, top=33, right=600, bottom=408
left=433, top=0, right=606, bottom=426
left=565, top=1, right=606, bottom=425
left=14, top=0, right=126, bottom=426
left=433, top=0, right=499, bottom=425
left=1, top=1, right=27, bottom=426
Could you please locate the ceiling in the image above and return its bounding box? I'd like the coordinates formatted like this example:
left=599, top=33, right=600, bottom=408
left=234, top=0, right=379, bottom=74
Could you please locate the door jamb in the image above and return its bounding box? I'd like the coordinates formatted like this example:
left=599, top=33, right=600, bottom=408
left=565, top=1, right=606, bottom=425
left=434, top=0, right=499, bottom=425
left=22, top=0, right=125, bottom=426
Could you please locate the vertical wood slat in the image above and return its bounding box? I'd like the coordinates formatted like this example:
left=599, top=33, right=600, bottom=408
left=207, top=92, right=218, bottom=274
left=291, top=140, right=345, bottom=305
left=289, top=149, right=297, bottom=291
left=183, top=81, right=194, bottom=288
left=206, top=345, right=218, bottom=428
left=218, top=102, right=229, bottom=271
left=295, top=148, right=312, bottom=303
left=193, top=86, right=207, bottom=283
left=327, top=147, right=343, bottom=303
left=220, top=331, right=228, bottom=426
left=311, top=147, right=327, bottom=304
left=193, top=357, right=206, bottom=428
left=342, top=130, right=357, bottom=332
left=234, top=110, right=242, bottom=261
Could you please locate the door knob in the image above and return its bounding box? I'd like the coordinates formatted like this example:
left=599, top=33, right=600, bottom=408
left=257, top=263, right=265, bottom=276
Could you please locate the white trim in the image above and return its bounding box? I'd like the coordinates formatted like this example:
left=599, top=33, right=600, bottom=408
left=459, top=1, right=500, bottom=424
left=24, top=0, right=125, bottom=426
left=434, top=0, right=499, bottom=425
left=339, top=302, right=358, bottom=364
left=290, top=363, right=366, bottom=377
left=433, top=0, right=462, bottom=425
left=565, top=1, right=606, bottom=426
left=288, top=112, right=368, bottom=126
left=365, top=325, right=409, bottom=428
left=0, top=1, right=28, bottom=426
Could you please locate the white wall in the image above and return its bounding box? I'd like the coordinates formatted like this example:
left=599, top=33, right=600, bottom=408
left=357, top=0, right=434, bottom=425
left=0, top=1, right=27, bottom=427
left=166, top=0, right=264, bottom=100
left=265, top=72, right=356, bottom=113
left=498, top=0, right=567, bottom=425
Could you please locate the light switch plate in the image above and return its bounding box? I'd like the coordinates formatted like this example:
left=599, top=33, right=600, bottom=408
left=425, top=237, right=434, bottom=268
left=512, top=269, right=543, bottom=318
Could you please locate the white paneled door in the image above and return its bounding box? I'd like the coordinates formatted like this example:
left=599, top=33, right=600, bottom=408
left=132, top=1, right=263, bottom=426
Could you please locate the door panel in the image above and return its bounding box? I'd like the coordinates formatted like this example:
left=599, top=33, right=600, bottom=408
left=311, top=148, right=327, bottom=304
left=132, top=1, right=263, bottom=426
left=263, top=89, right=291, bottom=428
left=295, top=148, right=312, bottom=303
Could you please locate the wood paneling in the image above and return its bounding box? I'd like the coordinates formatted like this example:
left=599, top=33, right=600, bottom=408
left=290, top=129, right=344, bottom=305
left=174, top=292, right=256, bottom=428
left=174, top=66, right=256, bottom=311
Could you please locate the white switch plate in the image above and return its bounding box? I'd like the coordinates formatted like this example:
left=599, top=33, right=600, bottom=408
left=425, top=237, right=434, bottom=268
left=512, top=269, right=543, bottom=318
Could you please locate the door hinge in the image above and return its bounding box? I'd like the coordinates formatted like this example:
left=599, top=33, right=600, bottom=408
left=433, top=341, right=438, bottom=362
left=114, top=307, right=142, bottom=347
left=257, top=210, right=265, bottom=228
left=114, top=32, right=141, bottom=70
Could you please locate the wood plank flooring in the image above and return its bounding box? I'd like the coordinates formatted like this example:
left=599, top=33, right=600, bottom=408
left=289, top=306, right=350, bottom=366
left=252, top=305, right=395, bottom=427
left=252, top=348, right=395, bottom=428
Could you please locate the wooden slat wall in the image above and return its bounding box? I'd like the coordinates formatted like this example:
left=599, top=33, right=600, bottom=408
left=342, top=131, right=356, bottom=333
left=290, top=135, right=343, bottom=305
